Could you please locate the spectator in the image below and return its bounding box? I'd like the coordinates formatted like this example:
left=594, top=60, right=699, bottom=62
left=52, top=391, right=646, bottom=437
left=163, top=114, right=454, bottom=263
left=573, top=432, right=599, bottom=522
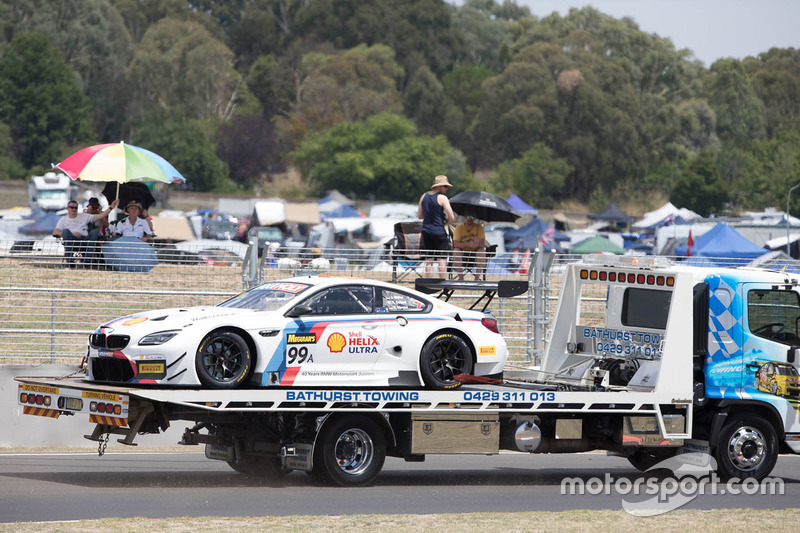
left=452, top=215, right=487, bottom=280
left=85, top=197, right=111, bottom=240
left=53, top=198, right=119, bottom=264
left=112, top=201, right=154, bottom=242
left=417, top=175, right=455, bottom=278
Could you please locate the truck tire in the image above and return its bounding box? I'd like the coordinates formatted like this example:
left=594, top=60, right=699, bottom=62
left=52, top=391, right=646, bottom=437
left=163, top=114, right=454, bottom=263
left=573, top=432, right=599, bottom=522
left=626, top=448, right=679, bottom=472
left=420, top=333, right=473, bottom=389
left=311, top=415, right=386, bottom=487
left=195, top=330, right=251, bottom=388
left=227, top=455, right=288, bottom=477
left=713, top=414, right=778, bottom=481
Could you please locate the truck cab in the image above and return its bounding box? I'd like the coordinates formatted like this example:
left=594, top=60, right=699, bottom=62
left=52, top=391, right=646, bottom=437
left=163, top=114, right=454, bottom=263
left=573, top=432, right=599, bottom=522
left=28, top=172, right=78, bottom=211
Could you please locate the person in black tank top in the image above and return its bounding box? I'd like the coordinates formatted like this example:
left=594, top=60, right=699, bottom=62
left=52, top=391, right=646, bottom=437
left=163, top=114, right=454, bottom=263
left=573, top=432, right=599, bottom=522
left=417, top=175, right=456, bottom=277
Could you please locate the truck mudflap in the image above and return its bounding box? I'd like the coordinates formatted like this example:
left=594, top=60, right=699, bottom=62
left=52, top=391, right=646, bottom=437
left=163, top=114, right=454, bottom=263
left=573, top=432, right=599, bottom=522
left=17, top=382, right=129, bottom=427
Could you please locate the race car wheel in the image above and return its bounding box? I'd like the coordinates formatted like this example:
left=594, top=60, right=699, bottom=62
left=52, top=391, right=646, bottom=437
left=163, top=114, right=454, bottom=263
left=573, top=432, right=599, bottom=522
left=626, top=447, right=679, bottom=472
left=420, top=333, right=473, bottom=389
left=713, top=414, right=778, bottom=481
left=311, top=415, right=386, bottom=487
left=195, top=330, right=251, bottom=388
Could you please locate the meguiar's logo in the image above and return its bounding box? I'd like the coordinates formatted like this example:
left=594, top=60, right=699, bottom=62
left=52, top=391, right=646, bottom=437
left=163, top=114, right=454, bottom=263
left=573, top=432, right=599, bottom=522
left=287, top=333, right=317, bottom=344
left=327, top=332, right=346, bottom=353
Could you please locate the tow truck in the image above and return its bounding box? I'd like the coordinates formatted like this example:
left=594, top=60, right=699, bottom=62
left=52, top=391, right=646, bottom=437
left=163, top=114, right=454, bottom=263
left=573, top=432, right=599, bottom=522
left=16, top=256, right=800, bottom=485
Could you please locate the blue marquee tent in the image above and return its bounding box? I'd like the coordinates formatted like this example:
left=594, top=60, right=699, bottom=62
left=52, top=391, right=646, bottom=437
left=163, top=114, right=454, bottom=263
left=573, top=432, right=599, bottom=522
left=503, top=218, right=568, bottom=251
left=506, top=194, right=538, bottom=217
left=674, top=223, right=768, bottom=263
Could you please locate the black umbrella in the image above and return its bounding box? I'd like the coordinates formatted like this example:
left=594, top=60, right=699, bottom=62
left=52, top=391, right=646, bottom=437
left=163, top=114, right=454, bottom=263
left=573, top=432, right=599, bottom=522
left=101, top=182, right=156, bottom=211
left=449, top=191, right=520, bottom=222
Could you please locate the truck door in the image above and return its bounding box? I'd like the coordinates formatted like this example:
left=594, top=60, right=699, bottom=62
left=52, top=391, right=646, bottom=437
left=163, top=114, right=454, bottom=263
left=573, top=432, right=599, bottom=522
left=744, top=285, right=800, bottom=396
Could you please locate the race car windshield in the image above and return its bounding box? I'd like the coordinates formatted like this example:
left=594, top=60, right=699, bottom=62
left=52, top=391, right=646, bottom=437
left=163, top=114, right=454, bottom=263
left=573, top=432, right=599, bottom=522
left=218, top=282, right=312, bottom=312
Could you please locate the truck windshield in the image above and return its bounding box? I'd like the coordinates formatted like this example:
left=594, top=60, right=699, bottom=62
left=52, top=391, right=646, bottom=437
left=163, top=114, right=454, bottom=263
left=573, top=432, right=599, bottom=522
left=218, top=282, right=311, bottom=312
left=748, top=289, right=800, bottom=343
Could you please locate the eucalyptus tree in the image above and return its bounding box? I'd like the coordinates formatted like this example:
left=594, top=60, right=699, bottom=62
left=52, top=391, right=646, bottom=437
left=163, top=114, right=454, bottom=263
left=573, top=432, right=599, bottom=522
left=0, top=32, right=94, bottom=169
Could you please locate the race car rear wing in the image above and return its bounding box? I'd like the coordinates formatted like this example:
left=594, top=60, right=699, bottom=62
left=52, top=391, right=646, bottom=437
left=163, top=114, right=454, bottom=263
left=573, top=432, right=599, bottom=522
left=414, top=278, right=528, bottom=312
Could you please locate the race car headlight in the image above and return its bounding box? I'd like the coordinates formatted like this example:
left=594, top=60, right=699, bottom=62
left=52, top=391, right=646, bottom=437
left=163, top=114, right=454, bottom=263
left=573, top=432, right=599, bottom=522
left=138, top=330, right=180, bottom=346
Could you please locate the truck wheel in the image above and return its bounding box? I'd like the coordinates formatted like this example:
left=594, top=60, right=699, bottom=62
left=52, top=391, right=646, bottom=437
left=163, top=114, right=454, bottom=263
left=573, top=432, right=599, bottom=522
left=311, top=415, right=386, bottom=487
left=195, top=330, right=251, bottom=388
left=227, top=455, right=288, bottom=477
left=420, top=333, right=473, bottom=389
left=713, top=414, right=778, bottom=481
left=626, top=448, right=679, bottom=472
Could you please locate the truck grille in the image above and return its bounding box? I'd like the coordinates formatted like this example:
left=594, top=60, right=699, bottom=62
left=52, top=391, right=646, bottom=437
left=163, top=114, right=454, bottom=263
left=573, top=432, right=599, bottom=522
left=89, top=334, right=130, bottom=350
left=90, top=358, right=135, bottom=382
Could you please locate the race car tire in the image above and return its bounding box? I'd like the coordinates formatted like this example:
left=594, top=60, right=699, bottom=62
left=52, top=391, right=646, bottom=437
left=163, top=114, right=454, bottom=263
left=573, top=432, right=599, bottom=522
left=626, top=447, right=679, bottom=472
left=227, top=455, right=288, bottom=477
left=310, top=415, right=386, bottom=487
left=713, top=414, right=778, bottom=481
left=420, top=333, right=473, bottom=389
left=195, top=330, right=252, bottom=388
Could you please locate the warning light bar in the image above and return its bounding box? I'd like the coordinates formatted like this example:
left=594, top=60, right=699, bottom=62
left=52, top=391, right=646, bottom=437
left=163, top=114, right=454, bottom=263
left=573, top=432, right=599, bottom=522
left=579, top=268, right=674, bottom=287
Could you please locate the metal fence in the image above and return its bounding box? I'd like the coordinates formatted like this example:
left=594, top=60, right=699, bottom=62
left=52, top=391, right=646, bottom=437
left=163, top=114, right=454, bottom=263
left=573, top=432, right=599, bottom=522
left=0, top=237, right=577, bottom=366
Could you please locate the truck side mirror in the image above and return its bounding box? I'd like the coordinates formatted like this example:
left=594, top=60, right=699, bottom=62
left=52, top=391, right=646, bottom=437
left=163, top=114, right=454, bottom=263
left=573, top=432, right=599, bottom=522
left=788, top=347, right=797, bottom=364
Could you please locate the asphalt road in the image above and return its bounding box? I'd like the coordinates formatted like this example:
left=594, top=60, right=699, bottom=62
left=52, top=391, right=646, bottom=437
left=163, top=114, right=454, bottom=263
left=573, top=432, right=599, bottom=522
left=1, top=451, right=798, bottom=523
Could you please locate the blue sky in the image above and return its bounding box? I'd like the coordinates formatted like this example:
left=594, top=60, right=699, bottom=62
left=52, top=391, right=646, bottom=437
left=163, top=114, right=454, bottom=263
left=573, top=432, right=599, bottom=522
left=514, top=0, right=799, bottom=66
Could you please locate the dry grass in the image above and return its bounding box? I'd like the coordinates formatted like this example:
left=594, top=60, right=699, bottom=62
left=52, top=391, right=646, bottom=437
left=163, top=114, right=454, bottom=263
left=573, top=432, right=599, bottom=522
left=1, top=510, right=798, bottom=532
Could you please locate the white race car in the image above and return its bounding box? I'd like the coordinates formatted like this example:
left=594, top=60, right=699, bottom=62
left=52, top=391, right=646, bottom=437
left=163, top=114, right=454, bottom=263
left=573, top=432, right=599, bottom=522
left=85, top=277, right=508, bottom=389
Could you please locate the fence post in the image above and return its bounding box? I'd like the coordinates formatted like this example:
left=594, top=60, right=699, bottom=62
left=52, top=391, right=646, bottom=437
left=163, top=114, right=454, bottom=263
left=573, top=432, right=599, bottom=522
left=241, top=229, right=260, bottom=290
left=526, top=247, right=540, bottom=365
left=50, top=289, right=56, bottom=363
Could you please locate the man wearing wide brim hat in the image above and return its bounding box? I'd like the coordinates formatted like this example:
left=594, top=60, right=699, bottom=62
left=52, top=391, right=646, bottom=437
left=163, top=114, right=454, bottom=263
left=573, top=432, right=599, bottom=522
left=112, top=200, right=154, bottom=242
left=417, top=174, right=455, bottom=277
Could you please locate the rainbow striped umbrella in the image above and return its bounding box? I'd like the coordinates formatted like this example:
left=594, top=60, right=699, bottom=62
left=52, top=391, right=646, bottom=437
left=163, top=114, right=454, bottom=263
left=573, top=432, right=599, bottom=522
left=53, top=142, right=186, bottom=185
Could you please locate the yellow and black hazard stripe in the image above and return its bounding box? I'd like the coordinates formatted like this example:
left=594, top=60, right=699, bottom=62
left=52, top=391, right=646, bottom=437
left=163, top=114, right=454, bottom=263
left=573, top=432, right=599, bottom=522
left=22, top=406, right=60, bottom=419
left=89, top=414, right=128, bottom=427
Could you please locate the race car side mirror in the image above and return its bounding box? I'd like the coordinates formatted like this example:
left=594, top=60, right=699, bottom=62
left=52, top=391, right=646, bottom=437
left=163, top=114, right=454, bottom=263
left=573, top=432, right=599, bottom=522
left=286, top=305, right=313, bottom=318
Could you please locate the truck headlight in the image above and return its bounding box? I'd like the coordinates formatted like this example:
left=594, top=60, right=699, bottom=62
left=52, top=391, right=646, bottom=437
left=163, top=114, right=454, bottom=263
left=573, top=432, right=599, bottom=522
left=139, top=330, right=180, bottom=346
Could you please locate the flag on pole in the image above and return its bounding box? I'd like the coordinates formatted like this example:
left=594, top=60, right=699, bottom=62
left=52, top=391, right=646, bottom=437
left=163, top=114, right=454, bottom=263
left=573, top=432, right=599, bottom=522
left=541, top=224, right=555, bottom=246
left=686, top=229, right=694, bottom=257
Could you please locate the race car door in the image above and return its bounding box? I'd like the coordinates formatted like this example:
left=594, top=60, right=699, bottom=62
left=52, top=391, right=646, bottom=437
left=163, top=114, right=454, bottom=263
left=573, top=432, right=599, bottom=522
left=288, top=285, right=385, bottom=382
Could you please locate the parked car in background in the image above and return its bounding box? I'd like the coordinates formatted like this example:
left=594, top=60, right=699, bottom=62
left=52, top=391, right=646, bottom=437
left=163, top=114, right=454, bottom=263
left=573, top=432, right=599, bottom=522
left=251, top=225, right=286, bottom=256
left=203, top=218, right=239, bottom=240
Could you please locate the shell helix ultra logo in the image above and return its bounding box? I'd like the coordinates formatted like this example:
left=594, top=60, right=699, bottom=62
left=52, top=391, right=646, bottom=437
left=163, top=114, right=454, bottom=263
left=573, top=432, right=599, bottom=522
left=122, top=317, right=148, bottom=326
left=327, top=332, right=346, bottom=353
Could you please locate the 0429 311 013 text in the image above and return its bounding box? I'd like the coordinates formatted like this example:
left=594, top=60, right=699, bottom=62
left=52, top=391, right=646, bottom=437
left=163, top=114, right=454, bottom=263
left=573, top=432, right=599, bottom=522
left=461, top=391, right=556, bottom=402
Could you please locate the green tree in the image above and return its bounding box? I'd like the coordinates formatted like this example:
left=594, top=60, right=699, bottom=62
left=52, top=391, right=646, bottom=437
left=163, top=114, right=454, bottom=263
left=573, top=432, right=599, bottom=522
left=133, top=115, right=228, bottom=192
left=1, top=0, right=135, bottom=141
left=706, top=59, right=766, bottom=147
left=670, top=152, right=729, bottom=217
left=0, top=32, right=95, bottom=168
left=127, top=18, right=249, bottom=123
left=291, top=113, right=463, bottom=201
left=403, top=66, right=445, bottom=136
left=293, top=0, right=460, bottom=77
left=280, top=44, right=403, bottom=147
left=451, top=0, right=528, bottom=72
left=743, top=48, right=800, bottom=139
left=491, top=143, right=572, bottom=208
left=247, top=54, right=293, bottom=119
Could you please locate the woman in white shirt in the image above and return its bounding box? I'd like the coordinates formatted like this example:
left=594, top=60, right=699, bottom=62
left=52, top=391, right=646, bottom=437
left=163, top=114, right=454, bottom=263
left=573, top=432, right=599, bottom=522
left=112, top=200, right=154, bottom=242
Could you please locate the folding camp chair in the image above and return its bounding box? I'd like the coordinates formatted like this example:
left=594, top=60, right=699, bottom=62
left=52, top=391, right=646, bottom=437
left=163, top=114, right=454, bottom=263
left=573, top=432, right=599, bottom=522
left=449, top=244, right=498, bottom=280
left=387, top=221, right=426, bottom=282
